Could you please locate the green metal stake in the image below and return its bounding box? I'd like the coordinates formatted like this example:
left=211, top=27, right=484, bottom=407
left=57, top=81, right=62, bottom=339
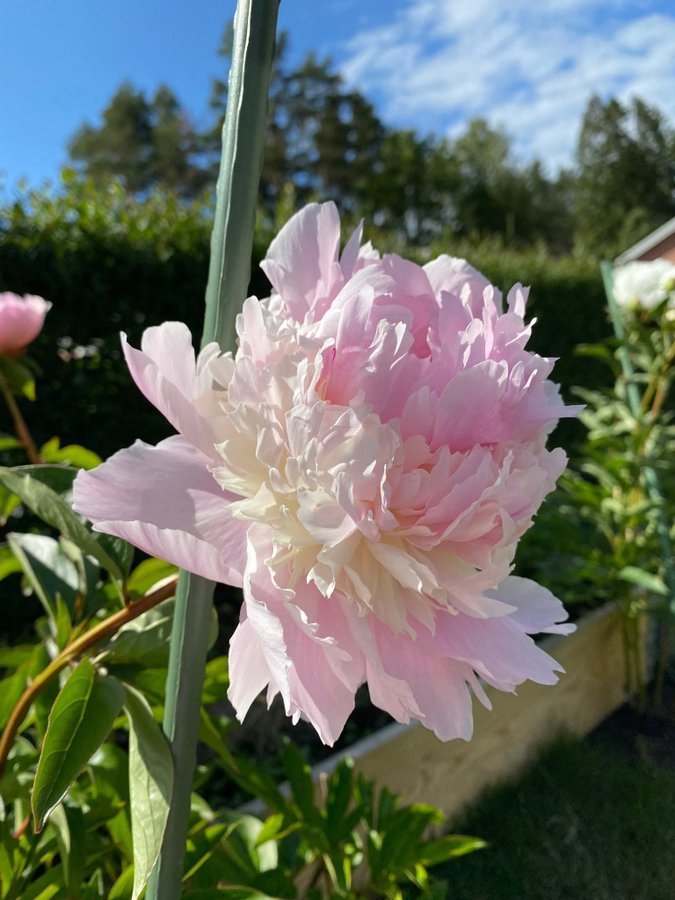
left=147, top=4, right=280, bottom=898
left=600, top=261, right=675, bottom=692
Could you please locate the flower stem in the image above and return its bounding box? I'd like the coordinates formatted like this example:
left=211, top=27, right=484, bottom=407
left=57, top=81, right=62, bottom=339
left=0, top=577, right=177, bottom=778
left=0, top=371, right=41, bottom=464
left=146, top=3, right=280, bottom=898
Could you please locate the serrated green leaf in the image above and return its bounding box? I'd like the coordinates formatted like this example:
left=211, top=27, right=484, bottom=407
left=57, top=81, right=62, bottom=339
left=123, top=684, right=174, bottom=900
left=280, top=738, right=323, bottom=830
left=0, top=467, right=122, bottom=580
left=325, top=758, right=355, bottom=839
left=32, top=660, right=125, bottom=831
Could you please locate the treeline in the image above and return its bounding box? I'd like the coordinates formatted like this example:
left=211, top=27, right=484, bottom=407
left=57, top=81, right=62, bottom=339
left=67, top=31, right=675, bottom=257
left=0, top=177, right=608, bottom=460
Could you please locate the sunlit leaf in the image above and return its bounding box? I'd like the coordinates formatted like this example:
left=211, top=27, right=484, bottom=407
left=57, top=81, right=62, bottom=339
left=32, top=660, right=124, bottom=831
left=123, top=684, right=174, bottom=900
left=0, top=467, right=122, bottom=581
left=98, top=598, right=175, bottom=668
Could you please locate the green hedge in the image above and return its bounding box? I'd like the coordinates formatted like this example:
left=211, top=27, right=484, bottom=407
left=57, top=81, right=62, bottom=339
left=0, top=176, right=611, bottom=458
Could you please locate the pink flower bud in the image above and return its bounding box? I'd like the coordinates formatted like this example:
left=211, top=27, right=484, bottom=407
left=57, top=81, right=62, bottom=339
left=0, top=293, right=52, bottom=356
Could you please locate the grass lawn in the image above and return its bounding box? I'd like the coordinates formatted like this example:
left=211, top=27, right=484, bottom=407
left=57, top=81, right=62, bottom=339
left=435, top=734, right=675, bottom=900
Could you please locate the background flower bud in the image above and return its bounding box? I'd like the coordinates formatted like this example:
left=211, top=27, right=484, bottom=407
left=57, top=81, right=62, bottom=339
left=0, top=292, right=52, bottom=356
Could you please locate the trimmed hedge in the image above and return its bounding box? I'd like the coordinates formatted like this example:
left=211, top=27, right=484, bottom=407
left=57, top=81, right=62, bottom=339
left=0, top=177, right=611, bottom=458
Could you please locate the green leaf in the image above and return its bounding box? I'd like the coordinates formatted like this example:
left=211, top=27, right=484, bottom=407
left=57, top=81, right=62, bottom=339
left=0, top=643, right=34, bottom=668
left=98, top=598, right=175, bottom=668
left=0, top=485, right=21, bottom=523
left=324, top=758, right=355, bottom=840
left=32, top=660, right=125, bottom=831
left=7, top=532, right=81, bottom=618
left=0, top=354, right=36, bottom=399
left=201, top=655, right=229, bottom=704
left=0, top=661, right=31, bottom=730
left=126, top=558, right=178, bottom=599
left=618, top=566, right=668, bottom=596
left=223, top=812, right=279, bottom=875
left=0, top=434, right=22, bottom=451
left=201, top=717, right=287, bottom=813
left=0, top=735, right=37, bottom=810
left=182, top=891, right=277, bottom=899
left=280, top=738, right=323, bottom=831
left=96, top=534, right=135, bottom=580
left=18, top=867, right=67, bottom=900
left=105, top=666, right=167, bottom=705
left=123, top=684, right=174, bottom=900
left=40, top=437, right=102, bottom=470
left=49, top=802, right=87, bottom=897
left=0, top=467, right=122, bottom=580
left=108, top=866, right=135, bottom=900
left=29, top=642, right=60, bottom=739
left=8, top=463, right=78, bottom=495
left=418, top=834, right=487, bottom=866
left=0, top=543, right=22, bottom=580
left=254, top=812, right=285, bottom=847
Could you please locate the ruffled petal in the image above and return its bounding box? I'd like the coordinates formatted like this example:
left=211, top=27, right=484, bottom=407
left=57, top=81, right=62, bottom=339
left=228, top=532, right=364, bottom=745
left=122, top=322, right=226, bottom=458
left=368, top=619, right=477, bottom=741
left=431, top=610, right=564, bottom=690
left=488, top=576, right=576, bottom=635
left=73, top=436, right=247, bottom=586
left=260, top=202, right=343, bottom=322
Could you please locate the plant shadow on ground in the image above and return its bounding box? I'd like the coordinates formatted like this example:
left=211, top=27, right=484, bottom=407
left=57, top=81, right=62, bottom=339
left=434, top=682, right=675, bottom=900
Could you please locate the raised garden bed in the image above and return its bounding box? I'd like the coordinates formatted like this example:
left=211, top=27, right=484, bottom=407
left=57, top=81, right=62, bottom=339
left=312, top=603, right=643, bottom=821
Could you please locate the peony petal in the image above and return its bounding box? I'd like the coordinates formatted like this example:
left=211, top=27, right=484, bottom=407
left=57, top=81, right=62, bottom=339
left=261, top=202, right=342, bottom=322
left=122, top=323, right=226, bottom=458
left=432, top=610, right=564, bottom=689
left=73, top=436, right=247, bottom=586
left=230, top=531, right=364, bottom=745
left=489, top=576, right=575, bottom=635
left=370, top=619, right=477, bottom=741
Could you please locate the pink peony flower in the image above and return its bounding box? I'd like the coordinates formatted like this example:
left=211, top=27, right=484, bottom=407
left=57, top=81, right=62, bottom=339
left=0, top=293, right=51, bottom=356
left=74, top=203, right=579, bottom=745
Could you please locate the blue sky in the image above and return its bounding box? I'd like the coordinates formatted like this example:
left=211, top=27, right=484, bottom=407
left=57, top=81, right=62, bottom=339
left=2, top=0, right=675, bottom=190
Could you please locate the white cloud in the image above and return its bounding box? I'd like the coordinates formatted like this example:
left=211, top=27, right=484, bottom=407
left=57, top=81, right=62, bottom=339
left=340, top=1, right=675, bottom=171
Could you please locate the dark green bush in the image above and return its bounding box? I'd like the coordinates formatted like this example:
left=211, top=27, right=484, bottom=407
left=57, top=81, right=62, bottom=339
left=1, top=175, right=611, bottom=458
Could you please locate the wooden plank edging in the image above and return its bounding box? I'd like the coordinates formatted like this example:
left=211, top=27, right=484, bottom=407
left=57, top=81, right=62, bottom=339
left=313, top=603, right=630, bottom=821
